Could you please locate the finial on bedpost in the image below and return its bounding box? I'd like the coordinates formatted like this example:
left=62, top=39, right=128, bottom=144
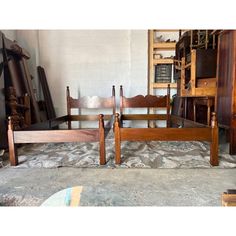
left=66, top=86, right=71, bottom=119
left=8, top=116, right=13, bottom=130
left=167, top=84, right=170, bottom=97
left=112, top=85, right=116, bottom=115
left=115, top=113, right=120, bottom=127
left=120, top=86, right=123, bottom=115
left=120, top=85, right=123, bottom=97
left=211, top=112, right=217, bottom=128
left=166, top=84, right=171, bottom=127
left=99, top=114, right=104, bottom=128
left=115, top=113, right=119, bottom=120
left=66, top=86, right=70, bottom=97
left=210, top=112, right=219, bottom=166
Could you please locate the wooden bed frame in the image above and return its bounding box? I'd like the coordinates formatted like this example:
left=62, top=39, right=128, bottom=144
left=7, top=86, right=116, bottom=166
left=114, top=85, right=219, bottom=166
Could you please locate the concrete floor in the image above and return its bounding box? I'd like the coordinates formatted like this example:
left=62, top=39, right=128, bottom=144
left=0, top=167, right=236, bottom=206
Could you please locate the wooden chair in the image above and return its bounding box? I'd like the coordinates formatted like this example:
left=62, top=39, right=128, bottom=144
left=193, top=96, right=215, bottom=126
left=7, top=86, right=116, bottom=166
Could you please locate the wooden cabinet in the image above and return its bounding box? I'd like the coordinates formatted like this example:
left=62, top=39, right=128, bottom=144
left=0, top=32, right=7, bottom=149
left=216, top=30, right=236, bottom=154
left=174, top=30, right=219, bottom=124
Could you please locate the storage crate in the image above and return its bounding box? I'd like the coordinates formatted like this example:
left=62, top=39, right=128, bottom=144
left=155, top=64, right=172, bottom=83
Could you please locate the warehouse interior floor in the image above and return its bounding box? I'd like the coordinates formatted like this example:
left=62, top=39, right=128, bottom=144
left=0, top=167, right=236, bottom=206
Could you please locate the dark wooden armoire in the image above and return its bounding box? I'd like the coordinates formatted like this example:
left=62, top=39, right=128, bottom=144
left=216, top=30, right=236, bottom=154
left=0, top=32, right=7, bottom=148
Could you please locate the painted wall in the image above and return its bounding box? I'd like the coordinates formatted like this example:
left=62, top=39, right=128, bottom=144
left=37, top=30, right=148, bottom=117
left=1, top=30, right=16, bottom=41
left=15, top=30, right=41, bottom=100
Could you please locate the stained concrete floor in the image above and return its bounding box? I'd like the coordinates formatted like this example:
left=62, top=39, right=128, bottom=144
left=0, top=167, right=236, bottom=206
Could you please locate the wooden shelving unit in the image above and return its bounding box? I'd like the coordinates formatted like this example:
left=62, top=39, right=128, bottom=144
left=153, top=58, right=174, bottom=65
left=152, top=82, right=177, bottom=89
left=153, top=42, right=176, bottom=50
left=147, top=30, right=179, bottom=127
left=148, top=30, right=178, bottom=94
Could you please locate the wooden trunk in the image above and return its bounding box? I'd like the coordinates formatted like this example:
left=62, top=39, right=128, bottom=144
left=216, top=30, right=236, bottom=154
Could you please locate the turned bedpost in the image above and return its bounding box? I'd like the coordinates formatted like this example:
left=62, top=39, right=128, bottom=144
left=66, top=86, right=72, bottom=129
left=99, top=114, right=106, bottom=165
left=210, top=112, right=219, bottom=166
left=167, top=84, right=171, bottom=127
left=7, top=117, right=18, bottom=166
left=112, top=85, right=116, bottom=115
left=120, top=85, right=123, bottom=116
left=114, top=113, right=121, bottom=164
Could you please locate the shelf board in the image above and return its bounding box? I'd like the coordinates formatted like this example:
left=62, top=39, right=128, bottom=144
left=153, top=42, right=176, bottom=50
left=153, top=58, right=174, bottom=65
left=152, top=83, right=177, bottom=88
left=154, top=30, right=179, bottom=32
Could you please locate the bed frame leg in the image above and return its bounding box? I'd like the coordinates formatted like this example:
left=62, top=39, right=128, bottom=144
left=114, top=113, right=121, bottom=164
left=99, top=114, right=106, bottom=165
left=229, top=127, right=236, bottom=155
left=210, top=112, right=219, bottom=166
left=7, top=117, right=18, bottom=166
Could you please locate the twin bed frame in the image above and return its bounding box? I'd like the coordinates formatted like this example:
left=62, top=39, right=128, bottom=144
left=8, top=86, right=115, bottom=166
left=7, top=85, right=219, bottom=166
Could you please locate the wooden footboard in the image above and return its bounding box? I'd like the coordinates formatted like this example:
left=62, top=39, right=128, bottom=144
left=114, top=113, right=219, bottom=166
left=7, top=114, right=106, bottom=166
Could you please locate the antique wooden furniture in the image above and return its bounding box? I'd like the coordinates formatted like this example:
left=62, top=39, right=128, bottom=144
left=0, top=32, right=7, bottom=148
left=6, top=86, right=31, bottom=129
left=114, top=85, right=219, bottom=166
left=3, top=34, right=41, bottom=123
left=175, top=30, right=217, bottom=82
left=193, top=97, right=215, bottom=126
left=180, top=49, right=217, bottom=97
left=7, top=86, right=116, bottom=166
left=216, top=30, right=236, bottom=155
left=222, top=190, right=236, bottom=206
left=1, top=31, right=43, bottom=149
left=173, top=30, right=218, bottom=127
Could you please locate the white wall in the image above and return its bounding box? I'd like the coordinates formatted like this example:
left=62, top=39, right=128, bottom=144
left=1, top=30, right=16, bottom=41
left=15, top=30, right=41, bottom=99
left=37, top=30, right=148, bottom=116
